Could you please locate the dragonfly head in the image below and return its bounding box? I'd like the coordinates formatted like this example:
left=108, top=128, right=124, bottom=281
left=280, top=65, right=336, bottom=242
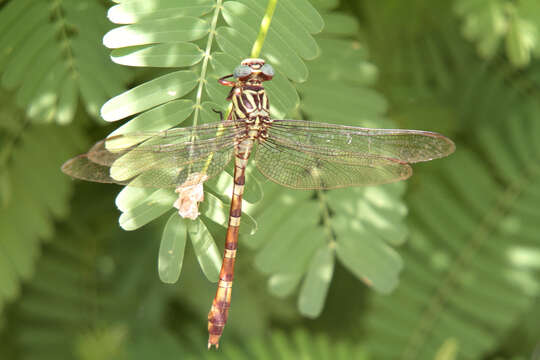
left=234, top=58, right=274, bottom=82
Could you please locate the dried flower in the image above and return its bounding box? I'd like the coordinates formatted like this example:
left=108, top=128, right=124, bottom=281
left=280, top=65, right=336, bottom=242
left=173, top=173, right=208, bottom=220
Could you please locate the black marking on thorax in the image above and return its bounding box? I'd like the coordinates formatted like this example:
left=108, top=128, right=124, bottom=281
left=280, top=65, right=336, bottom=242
left=230, top=83, right=273, bottom=143
left=232, top=86, right=269, bottom=118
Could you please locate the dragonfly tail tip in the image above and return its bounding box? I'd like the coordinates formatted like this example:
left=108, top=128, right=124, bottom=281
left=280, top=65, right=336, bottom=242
left=208, top=339, right=220, bottom=350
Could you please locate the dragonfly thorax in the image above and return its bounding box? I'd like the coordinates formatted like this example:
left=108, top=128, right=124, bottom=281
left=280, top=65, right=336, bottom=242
left=232, top=84, right=272, bottom=141
left=231, top=84, right=270, bottom=120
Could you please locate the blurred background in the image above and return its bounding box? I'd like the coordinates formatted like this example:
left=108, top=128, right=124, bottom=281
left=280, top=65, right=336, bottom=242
left=0, top=0, right=539, bottom=359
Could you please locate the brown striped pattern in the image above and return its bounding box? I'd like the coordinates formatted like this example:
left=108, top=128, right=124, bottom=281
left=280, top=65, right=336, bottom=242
left=207, top=140, right=252, bottom=349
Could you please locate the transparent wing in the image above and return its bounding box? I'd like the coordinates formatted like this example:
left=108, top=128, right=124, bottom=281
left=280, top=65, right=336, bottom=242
left=267, top=120, right=455, bottom=163
left=255, top=135, right=412, bottom=190
left=85, top=121, right=242, bottom=167
left=62, top=121, right=242, bottom=188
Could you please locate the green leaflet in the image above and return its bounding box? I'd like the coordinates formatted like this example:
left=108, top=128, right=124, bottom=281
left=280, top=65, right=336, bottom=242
left=118, top=190, right=177, bottom=231
left=215, top=27, right=256, bottom=63
left=199, top=101, right=227, bottom=124
left=107, top=0, right=214, bottom=23
left=116, top=187, right=171, bottom=212
left=263, top=69, right=299, bottom=119
left=241, top=164, right=264, bottom=204
left=247, top=188, right=314, bottom=250
left=56, top=79, right=78, bottom=124
left=300, top=81, right=388, bottom=125
left=329, top=186, right=408, bottom=247
left=199, top=192, right=257, bottom=236
left=187, top=218, right=221, bottom=283
left=268, top=273, right=303, bottom=298
left=108, top=99, right=195, bottom=143
left=103, top=16, right=210, bottom=48
left=433, top=338, right=460, bottom=360
left=280, top=1, right=324, bottom=34
left=237, top=0, right=322, bottom=60
left=26, top=61, right=65, bottom=121
left=320, top=13, right=359, bottom=36
left=1, top=23, right=56, bottom=89
left=205, top=166, right=263, bottom=205
left=251, top=183, right=405, bottom=304
left=298, top=245, right=335, bottom=318
left=298, top=39, right=388, bottom=125
left=254, top=201, right=321, bottom=274
left=252, top=191, right=334, bottom=304
left=101, top=71, right=198, bottom=122
left=334, top=216, right=403, bottom=294
left=506, top=17, right=536, bottom=67
left=111, top=43, right=204, bottom=68
left=158, top=214, right=187, bottom=284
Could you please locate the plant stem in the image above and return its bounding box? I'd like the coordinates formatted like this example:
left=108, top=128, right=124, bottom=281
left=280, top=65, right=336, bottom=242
left=192, top=0, right=222, bottom=129
left=250, top=0, right=278, bottom=58
left=317, top=190, right=336, bottom=247
left=190, top=0, right=223, bottom=174
left=52, top=0, right=77, bottom=80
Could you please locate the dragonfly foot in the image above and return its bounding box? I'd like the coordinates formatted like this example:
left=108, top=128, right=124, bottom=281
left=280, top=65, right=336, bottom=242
left=212, top=108, right=224, bottom=121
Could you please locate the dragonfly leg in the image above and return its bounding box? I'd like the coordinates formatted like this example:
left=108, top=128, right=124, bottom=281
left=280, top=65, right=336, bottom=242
left=212, top=108, right=224, bottom=121
left=218, top=74, right=235, bottom=87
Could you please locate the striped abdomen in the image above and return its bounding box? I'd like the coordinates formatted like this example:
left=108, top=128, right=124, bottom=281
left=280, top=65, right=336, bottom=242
left=207, top=137, right=253, bottom=349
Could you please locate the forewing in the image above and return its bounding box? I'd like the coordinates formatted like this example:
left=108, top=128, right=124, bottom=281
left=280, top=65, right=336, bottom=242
left=255, top=135, right=412, bottom=190
left=86, top=121, right=241, bottom=167
left=267, top=120, right=455, bottom=163
left=62, top=121, right=241, bottom=188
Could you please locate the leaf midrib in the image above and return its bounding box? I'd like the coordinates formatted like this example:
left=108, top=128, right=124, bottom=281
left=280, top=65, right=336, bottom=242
left=192, top=0, right=222, bottom=128
left=52, top=0, right=78, bottom=81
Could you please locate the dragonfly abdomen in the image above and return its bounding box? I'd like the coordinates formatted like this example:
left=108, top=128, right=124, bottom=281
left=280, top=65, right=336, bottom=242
left=207, top=141, right=252, bottom=348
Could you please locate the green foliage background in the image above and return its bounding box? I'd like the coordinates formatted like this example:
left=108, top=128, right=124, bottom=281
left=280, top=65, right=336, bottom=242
left=0, top=0, right=539, bottom=359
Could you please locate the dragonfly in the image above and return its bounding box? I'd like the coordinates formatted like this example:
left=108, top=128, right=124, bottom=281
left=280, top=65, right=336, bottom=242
left=62, top=58, right=455, bottom=349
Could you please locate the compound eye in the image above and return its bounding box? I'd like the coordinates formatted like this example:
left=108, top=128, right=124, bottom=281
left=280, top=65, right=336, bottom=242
left=261, top=64, right=274, bottom=77
left=234, top=65, right=252, bottom=78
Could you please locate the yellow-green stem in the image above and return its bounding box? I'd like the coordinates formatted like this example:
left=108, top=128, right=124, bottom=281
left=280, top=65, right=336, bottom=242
left=250, top=0, right=278, bottom=58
